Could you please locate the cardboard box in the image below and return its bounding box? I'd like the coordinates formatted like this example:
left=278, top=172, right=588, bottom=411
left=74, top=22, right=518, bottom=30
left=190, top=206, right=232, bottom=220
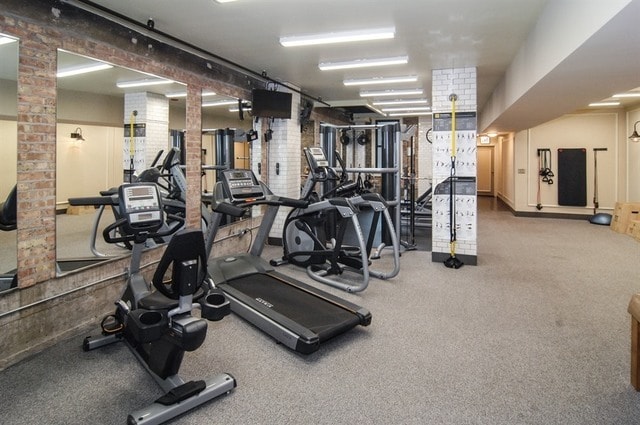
left=628, top=220, right=640, bottom=242
left=611, top=202, right=640, bottom=234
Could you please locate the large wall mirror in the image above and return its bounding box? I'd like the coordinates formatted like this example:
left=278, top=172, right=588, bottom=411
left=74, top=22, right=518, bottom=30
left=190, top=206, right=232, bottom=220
left=55, top=49, right=187, bottom=275
left=0, top=33, right=19, bottom=293
left=200, top=91, right=252, bottom=223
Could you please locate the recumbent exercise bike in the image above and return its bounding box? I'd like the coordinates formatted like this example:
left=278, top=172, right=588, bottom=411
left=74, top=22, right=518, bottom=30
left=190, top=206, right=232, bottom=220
left=74, top=182, right=236, bottom=425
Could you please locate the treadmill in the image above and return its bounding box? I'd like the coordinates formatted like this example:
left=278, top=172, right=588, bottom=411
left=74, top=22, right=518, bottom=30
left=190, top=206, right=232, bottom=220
left=204, top=169, right=371, bottom=354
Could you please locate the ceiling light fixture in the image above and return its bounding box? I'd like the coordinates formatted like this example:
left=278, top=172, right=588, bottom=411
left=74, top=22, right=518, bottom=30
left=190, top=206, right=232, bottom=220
left=116, top=78, right=174, bottom=88
left=165, top=90, right=216, bottom=98
left=387, top=112, right=432, bottom=117
left=0, top=36, right=18, bottom=45
left=360, top=88, right=424, bottom=97
left=202, top=99, right=238, bottom=107
left=588, top=101, right=620, bottom=107
left=343, top=75, right=417, bottom=86
left=57, top=63, right=113, bottom=78
left=372, top=99, right=429, bottom=106
left=380, top=106, right=431, bottom=112
left=613, top=92, right=640, bottom=98
left=319, top=56, right=408, bottom=71
left=280, top=27, right=395, bottom=47
left=629, top=120, right=640, bottom=143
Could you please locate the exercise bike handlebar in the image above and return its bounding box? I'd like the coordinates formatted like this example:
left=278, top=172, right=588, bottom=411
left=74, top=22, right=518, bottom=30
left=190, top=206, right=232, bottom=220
left=69, top=195, right=118, bottom=207
left=102, top=213, right=185, bottom=244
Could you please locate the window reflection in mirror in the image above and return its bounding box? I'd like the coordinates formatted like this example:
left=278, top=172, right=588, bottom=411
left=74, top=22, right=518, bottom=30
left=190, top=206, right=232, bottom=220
left=200, top=92, right=252, bottom=224
left=0, top=33, right=18, bottom=292
left=55, top=50, right=187, bottom=275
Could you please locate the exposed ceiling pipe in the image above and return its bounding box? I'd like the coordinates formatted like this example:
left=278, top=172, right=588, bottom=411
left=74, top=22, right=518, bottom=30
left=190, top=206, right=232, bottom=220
left=60, top=0, right=331, bottom=107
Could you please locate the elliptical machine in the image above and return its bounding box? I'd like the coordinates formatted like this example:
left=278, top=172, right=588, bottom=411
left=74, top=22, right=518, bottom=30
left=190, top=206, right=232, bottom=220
left=74, top=182, right=235, bottom=425
left=274, top=147, right=400, bottom=293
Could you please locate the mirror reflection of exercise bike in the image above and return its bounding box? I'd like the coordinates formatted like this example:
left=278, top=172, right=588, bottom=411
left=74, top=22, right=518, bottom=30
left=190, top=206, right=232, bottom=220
left=72, top=182, right=235, bottom=425
left=272, top=147, right=399, bottom=293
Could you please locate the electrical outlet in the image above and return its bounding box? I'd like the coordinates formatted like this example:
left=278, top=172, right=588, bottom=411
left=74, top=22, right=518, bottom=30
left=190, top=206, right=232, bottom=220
left=518, top=168, right=526, bottom=174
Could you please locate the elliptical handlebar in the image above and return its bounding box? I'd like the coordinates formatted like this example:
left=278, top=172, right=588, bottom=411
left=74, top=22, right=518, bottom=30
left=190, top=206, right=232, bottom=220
left=230, top=195, right=309, bottom=210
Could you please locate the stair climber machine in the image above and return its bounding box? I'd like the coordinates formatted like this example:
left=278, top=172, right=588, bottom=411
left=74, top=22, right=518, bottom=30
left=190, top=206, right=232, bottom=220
left=204, top=169, right=371, bottom=354
left=73, top=182, right=235, bottom=425
left=272, top=147, right=399, bottom=293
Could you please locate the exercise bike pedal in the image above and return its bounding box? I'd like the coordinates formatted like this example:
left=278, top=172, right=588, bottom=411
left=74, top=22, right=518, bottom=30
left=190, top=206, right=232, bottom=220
left=155, top=380, right=206, bottom=406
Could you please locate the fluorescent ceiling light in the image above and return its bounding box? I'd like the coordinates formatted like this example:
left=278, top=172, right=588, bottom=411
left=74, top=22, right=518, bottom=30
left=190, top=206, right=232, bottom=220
left=360, top=88, right=424, bottom=97
left=612, top=92, right=640, bottom=98
left=344, top=75, right=417, bottom=86
left=381, top=106, right=431, bottom=112
left=116, top=78, right=174, bottom=88
left=214, top=0, right=238, bottom=3
left=319, top=56, right=408, bottom=71
left=387, top=112, right=432, bottom=117
left=372, top=99, right=429, bottom=106
left=57, top=63, right=113, bottom=78
left=0, top=36, right=18, bottom=45
left=280, top=27, right=394, bottom=47
left=202, top=99, right=238, bottom=107
left=165, top=90, right=216, bottom=98
left=588, top=101, right=620, bottom=107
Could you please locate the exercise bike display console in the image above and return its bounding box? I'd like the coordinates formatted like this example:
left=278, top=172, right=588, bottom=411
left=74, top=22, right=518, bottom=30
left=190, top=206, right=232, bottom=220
left=119, top=183, right=163, bottom=233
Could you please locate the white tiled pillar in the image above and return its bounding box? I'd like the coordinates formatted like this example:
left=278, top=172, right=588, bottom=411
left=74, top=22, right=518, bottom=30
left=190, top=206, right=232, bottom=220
left=252, top=87, right=301, bottom=241
left=123, top=92, right=169, bottom=179
left=431, top=67, right=478, bottom=265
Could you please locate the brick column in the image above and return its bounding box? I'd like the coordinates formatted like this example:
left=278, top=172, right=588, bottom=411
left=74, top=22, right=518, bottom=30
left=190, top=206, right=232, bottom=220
left=185, top=86, right=202, bottom=228
left=16, top=33, right=58, bottom=287
left=431, top=67, right=478, bottom=265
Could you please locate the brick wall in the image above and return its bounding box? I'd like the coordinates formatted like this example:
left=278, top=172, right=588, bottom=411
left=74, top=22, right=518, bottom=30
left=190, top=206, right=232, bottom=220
left=0, top=0, right=256, bottom=370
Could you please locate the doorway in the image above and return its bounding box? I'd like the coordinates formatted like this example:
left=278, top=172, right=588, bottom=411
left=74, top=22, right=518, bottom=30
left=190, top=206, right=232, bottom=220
left=477, top=145, right=494, bottom=196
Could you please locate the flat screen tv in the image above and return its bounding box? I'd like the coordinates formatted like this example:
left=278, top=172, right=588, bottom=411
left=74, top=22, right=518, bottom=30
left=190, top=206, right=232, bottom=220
left=251, top=89, right=292, bottom=119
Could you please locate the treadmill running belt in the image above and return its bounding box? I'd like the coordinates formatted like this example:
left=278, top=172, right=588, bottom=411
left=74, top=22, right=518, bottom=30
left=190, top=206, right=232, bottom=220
left=227, top=274, right=361, bottom=342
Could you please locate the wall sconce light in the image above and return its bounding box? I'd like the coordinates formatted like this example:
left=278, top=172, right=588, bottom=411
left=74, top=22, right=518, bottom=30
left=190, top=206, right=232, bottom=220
left=629, top=120, right=640, bottom=143
left=70, top=127, right=85, bottom=141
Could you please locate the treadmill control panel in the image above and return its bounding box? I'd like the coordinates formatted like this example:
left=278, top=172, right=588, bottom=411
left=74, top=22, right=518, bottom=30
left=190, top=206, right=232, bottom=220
left=220, top=169, right=266, bottom=203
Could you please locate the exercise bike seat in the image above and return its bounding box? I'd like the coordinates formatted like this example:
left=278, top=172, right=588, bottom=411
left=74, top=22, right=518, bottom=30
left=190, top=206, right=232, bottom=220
left=138, top=229, right=208, bottom=311
left=138, top=287, right=205, bottom=310
left=0, top=185, right=17, bottom=231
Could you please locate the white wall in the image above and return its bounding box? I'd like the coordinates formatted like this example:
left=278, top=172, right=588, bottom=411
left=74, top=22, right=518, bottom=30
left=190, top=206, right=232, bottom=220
left=0, top=120, right=17, bottom=199
left=628, top=107, right=640, bottom=201
left=55, top=123, right=123, bottom=208
left=510, top=112, right=621, bottom=214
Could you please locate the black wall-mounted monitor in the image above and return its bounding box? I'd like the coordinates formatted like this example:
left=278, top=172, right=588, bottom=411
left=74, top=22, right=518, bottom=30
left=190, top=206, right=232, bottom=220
left=251, top=89, right=292, bottom=119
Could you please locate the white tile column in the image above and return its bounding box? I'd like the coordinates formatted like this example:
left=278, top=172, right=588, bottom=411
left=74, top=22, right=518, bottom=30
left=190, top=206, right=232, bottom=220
left=431, top=67, right=478, bottom=265
left=123, top=92, right=169, bottom=179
